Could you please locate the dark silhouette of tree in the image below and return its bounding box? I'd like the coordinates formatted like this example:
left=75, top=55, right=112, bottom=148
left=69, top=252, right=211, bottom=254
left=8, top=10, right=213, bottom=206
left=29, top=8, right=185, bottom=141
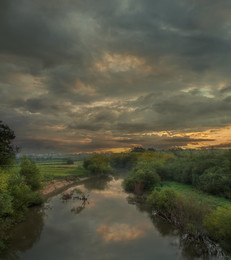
left=0, top=121, right=18, bottom=167
left=131, top=146, right=145, bottom=153
left=66, top=158, right=74, bottom=165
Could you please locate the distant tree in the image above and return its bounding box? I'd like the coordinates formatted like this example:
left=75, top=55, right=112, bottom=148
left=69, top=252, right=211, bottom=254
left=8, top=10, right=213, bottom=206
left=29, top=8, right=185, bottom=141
left=66, top=158, right=74, bottom=165
left=0, top=121, right=18, bottom=167
left=131, top=146, right=145, bottom=153
left=83, top=154, right=113, bottom=175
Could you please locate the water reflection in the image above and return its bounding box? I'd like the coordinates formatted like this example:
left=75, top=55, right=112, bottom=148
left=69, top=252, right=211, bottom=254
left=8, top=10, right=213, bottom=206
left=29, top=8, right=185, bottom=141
left=127, top=196, right=223, bottom=259
left=96, top=223, right=151, bottom=243
left=0, top=176, right=222, bottom=260
left=83, top=175, right=113, bottom=190
left=1, top=206, right=45, bottom=260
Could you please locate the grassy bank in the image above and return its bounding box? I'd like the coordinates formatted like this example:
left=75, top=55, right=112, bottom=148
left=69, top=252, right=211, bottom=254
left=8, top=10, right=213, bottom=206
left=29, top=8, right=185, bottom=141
left=162, top=181, right=231, bottom=208
left=147, top=184, right=231, bottom=256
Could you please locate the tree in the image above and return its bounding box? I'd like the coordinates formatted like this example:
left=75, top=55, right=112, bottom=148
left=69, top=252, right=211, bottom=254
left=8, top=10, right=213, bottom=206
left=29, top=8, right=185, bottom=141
left=66, top=158, right=74, bottom=165
left=20, top=157, right=42, bottom=191
left=83, top=154, right=113, bottom=175
left=131, top=146, right=145, bottom=153
left=0, top=121, right=18, bottom=167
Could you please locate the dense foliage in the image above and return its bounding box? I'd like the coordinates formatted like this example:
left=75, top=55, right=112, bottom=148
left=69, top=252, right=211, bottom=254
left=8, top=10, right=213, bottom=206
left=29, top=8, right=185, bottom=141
left=204, top=206, right=231, bottom=249
left=0, top=163, right=43, bottom=249
left=83, top=154, right=113, bottom=175
left=147, top=188, right=210, bottom=235
left=20, top=157, right=43, bottom=191
left=84, top=149, right=231, bottom=199
left=123, top=152, right=172, bottom=193
left=161, top=149, right=231, bottom=198
left=0, top=122, right=43, bottom=250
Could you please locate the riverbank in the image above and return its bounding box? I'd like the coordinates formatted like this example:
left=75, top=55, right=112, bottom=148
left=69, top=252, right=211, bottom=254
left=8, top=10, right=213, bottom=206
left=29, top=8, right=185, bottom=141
left=41, top=177, right=91, bottom=197
left=145, top=184, right=231, bottom=257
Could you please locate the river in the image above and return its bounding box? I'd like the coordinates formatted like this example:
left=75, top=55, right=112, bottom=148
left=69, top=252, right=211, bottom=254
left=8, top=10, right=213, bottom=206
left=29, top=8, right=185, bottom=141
left=0, top=176, right=216, bottom=260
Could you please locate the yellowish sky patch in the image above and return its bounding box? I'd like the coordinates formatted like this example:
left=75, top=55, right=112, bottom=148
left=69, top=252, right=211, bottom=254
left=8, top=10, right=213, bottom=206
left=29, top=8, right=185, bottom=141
left=94, top=53, right=153, bottom=73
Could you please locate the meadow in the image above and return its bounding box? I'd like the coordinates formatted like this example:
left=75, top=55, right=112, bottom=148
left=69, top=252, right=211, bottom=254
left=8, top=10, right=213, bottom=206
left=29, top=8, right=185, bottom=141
left=14, top=159, right=89, bottom=182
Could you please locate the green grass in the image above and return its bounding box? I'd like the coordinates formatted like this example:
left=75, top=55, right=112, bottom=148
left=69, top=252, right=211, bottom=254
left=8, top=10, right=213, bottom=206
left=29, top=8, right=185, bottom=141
left=39, top=161, right=89, bottom=180
left=162, top=181, right=231, bottom=208
left=13, top=160, right=89, bottom=181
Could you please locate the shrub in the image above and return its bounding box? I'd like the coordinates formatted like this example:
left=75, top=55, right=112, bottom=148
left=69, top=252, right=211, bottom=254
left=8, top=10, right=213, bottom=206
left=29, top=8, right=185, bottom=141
left=83, top=154, right=113, bottom=175
left=0, top=193, right=13, bottom=217
left=123, top=168, right=161, bottom=193
left=0, top=172, right=13, bottom=218
left=147, top=188, right=178, bottom=214
left=204, top=206, right=231, bottom=247
left=66, top=158, right=74, bottom=165
left=147, top=188, right=210, bottom=234
left=198, top=167, right=231, bottom=198
left=20, top=157, right=42, bottom=191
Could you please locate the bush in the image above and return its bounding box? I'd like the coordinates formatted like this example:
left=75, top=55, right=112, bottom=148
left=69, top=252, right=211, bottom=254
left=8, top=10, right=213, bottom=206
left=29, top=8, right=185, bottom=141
left=66, top=158, right=74, bottom=165
left=198, top=167, right=231, bottom=198
left=147, top=188, right=179, bottom=214
left=204, top=206, right=231, bottom=247
left=147, top=188, right=210, bottom=234
left=83, top=154, right=113, bottom=175
left=0, top=172, right=13, bottom=218
left=123, top=167, right=161, bottom=193
left=0, top=193, right=13, bottom=217
left=20, top=157, right=42, bottom=191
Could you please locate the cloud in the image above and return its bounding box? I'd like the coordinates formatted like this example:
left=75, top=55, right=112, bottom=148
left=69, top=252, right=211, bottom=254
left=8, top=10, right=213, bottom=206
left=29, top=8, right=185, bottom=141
left=0, top=0, right=231, bottom=153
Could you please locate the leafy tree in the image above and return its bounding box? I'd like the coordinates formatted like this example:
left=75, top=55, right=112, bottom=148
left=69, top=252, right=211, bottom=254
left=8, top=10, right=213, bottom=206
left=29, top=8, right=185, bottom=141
left=0, top=121, right=18, bottom=167
left=131, top=146, right=145, bottom=153
left=20, top=157, right=42, bottom=191
left=123, top=159, right=161, bottom=193
left=66, top=158, right=74, bottom=165
left=83, top=154, right=113, bottom=175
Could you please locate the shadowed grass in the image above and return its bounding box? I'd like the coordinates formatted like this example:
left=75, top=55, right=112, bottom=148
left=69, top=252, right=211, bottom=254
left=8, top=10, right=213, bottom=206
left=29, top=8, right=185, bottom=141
left=163, top=181, right=231, bottom=208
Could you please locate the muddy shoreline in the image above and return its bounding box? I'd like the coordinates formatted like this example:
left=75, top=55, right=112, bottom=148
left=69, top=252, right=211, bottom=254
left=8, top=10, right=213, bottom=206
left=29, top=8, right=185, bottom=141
left=40, top=177, right=90, bottom=197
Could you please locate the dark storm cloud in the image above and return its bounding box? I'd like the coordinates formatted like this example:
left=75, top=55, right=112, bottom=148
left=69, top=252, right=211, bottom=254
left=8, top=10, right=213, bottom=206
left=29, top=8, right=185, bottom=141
left=220, top=86, right=231, bottom=94
left=1, top=0, right=231, bottom=152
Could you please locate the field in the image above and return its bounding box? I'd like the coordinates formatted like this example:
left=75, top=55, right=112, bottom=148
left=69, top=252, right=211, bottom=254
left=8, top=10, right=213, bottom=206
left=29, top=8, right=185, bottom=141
left=163, top=181, right=231, bottom=208
left=14, top=159, right=89, bottom=181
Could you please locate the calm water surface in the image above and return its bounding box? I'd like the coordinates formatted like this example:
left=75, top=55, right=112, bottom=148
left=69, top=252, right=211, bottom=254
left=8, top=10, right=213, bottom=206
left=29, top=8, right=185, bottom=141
left=2, top=176, right=205, bottom=260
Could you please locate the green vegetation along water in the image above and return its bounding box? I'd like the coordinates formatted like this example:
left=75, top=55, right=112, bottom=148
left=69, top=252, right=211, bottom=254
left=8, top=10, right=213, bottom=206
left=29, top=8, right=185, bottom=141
left=0, top=176, right=220, bottom=260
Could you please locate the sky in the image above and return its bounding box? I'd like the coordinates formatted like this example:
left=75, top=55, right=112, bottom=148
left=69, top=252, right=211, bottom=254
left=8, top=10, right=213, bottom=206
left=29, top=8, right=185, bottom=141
left=1, top=0, right=231, bottom=154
